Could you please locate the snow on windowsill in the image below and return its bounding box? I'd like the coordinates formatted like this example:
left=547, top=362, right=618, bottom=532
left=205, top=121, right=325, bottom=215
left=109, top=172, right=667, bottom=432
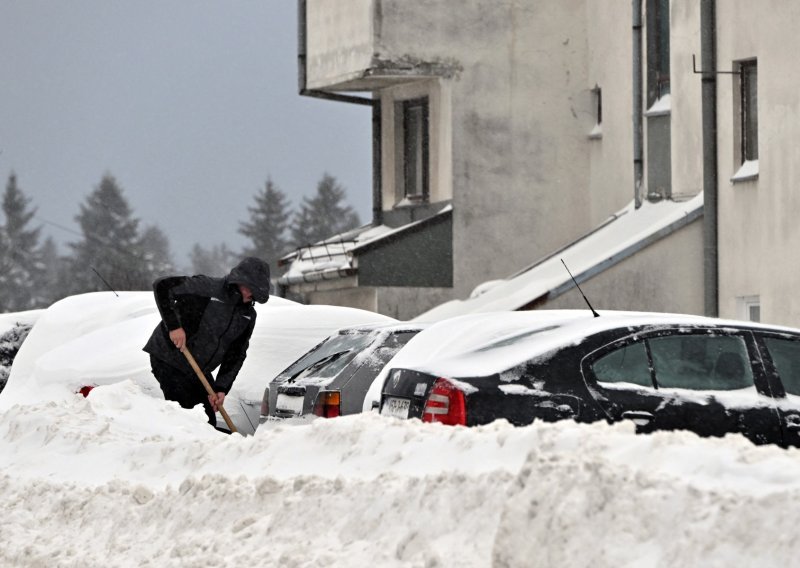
left=588, top=123, right=603, bottom=139
left=731, top=160, right=759, bottom=183
left=644, top=94, right=671, bottom=117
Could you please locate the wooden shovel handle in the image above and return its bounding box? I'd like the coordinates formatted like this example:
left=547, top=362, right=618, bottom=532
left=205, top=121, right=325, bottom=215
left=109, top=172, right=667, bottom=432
left=181, top=347, right=238, bottom=433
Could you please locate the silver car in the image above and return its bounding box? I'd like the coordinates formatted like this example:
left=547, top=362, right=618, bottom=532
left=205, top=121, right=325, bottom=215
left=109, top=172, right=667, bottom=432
left=260, top=323, right=425, bottom=422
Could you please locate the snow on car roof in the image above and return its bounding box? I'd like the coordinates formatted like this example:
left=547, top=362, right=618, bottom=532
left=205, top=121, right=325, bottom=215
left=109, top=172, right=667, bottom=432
left=385, top=309, right=800, bottom=378
left=1, top=291, right=394, bottom=407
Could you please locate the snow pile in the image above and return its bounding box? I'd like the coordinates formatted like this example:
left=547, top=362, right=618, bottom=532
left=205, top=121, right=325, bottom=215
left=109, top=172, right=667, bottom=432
left=3, top=379, right=800, bottom=567
left=2, top=296, right=800, bottom=566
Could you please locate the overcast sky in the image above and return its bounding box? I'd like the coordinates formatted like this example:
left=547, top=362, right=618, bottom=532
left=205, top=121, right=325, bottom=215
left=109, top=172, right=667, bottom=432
left=0, top=1, right=372, bottom=269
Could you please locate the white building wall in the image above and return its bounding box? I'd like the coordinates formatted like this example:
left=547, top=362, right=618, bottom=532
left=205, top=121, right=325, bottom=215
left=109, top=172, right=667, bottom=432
left=586, top=0, right=636, bottom=225
left=376, top=0, right=595, bottom=301
left=715, top=1, right=800, bottom=326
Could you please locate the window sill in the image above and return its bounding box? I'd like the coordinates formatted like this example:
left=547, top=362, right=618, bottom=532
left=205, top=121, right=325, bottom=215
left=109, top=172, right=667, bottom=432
left=394, top=195, right=429, bottom=208
left=588, top=123, right=603, bottom=140
left=731, top=160, right=759, bottom=183
left=644, top=94, right=671, bottom=117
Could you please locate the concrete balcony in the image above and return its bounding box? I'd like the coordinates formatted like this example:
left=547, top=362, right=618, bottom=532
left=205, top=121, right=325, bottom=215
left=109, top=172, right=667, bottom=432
left=301, top=0, right=461, bottom=92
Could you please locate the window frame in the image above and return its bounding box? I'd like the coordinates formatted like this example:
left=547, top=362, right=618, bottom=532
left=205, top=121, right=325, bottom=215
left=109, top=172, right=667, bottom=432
left=646, top=0, right=671, bottom=106
left=395, top=97, right=430, bottom=202
left=740, top=59, right=759, bottom=164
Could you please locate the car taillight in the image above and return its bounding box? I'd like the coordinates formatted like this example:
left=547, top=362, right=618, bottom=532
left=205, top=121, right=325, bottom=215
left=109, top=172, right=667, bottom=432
left=78, top=386, right=94, bottom=398
left=313, top=390, right=341, bottom=418
left=260, top=391, right=269, bottom=417
left=422, top=378, right=466, bottom=426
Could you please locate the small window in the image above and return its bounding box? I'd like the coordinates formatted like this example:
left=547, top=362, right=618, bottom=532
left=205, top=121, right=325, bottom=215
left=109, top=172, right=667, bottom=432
left=763, top=337, right=800, bottom=395
left=740, top=60, right=758, bottom=163
left=589, top=86, right=603, bottom=139
left=395, top=97, right=430, bottom=202
left=648, top=335, right=754, bottom=391
left=647, top=0, right=671, bottom=105
left=592, top=342, right=653, bottom=387
left=738, top=295, right=761, bottom=322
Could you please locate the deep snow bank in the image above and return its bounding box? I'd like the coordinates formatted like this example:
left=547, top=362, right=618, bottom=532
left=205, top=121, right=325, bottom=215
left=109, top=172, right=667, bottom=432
left=2, top=380, right=800, bottom=567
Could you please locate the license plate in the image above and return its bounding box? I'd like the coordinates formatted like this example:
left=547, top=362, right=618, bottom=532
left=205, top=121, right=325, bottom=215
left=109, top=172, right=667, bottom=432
left=381, top=397, right=411, bottom=419
left=276, top=393, right=305, bottom=415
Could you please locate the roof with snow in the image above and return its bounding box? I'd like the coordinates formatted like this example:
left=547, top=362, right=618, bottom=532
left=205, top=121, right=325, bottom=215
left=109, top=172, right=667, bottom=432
left=277, top=206, right=452, bottom=286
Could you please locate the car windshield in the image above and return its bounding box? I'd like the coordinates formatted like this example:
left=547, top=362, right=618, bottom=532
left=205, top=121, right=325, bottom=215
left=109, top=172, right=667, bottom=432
left=280, top=331, right=376, bottom=383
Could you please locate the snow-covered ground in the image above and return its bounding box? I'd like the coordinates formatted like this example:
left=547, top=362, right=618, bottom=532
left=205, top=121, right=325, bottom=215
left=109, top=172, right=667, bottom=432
left=2, top=295, right=800, bottom=567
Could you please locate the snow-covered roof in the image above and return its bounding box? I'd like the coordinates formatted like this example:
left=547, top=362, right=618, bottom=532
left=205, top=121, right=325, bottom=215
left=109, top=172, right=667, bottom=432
left=415, top=193, right=704, bottom=322
left=278, top=224, right=393, bottom=285
left=278, top=205, right=453, bottom=286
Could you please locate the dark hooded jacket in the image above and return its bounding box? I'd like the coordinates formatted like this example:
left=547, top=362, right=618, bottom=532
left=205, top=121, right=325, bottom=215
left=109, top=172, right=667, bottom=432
left=143, top=257, right=270, bottom=393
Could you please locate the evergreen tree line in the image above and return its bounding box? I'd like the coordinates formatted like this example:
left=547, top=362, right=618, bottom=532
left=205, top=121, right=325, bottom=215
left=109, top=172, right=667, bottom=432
left=0, top=171, right=361, bottom=313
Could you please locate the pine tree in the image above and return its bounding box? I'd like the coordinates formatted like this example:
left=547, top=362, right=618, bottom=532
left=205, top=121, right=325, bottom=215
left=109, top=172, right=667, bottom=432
left=0, top=173, right=45, bottom=312
left=67, top=174, right=151, bottom=293
left=37, top=236, right=66, bottom=307
left=239, top=177, right=291, bottom=270
left=139, top=225, right=175, bottom=279
left=189, top=243, right=236, bottom=276
left=289, top=173, right=361, bottom=248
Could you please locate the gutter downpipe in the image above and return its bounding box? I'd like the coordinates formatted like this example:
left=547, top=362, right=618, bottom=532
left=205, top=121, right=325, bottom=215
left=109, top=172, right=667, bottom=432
left=701, top=0, right=718, bottom=316
left=632, top=0, right=644, bottom=209
left=297, top=0, right=383, bottom=225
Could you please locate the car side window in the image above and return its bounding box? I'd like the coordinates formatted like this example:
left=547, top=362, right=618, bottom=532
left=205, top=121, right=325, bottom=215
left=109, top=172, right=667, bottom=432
left=591, top=342, right=652, bottom=387
left=762, top=337, right=800, bottom=395
left=648, top=335, right=753, bottom=390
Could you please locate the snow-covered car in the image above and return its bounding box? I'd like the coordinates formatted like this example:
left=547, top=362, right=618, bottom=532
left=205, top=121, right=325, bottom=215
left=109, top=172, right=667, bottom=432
left=0, top=292, right=394, bottom=436
left=220, top=306, right=395, bottom=433
left=260, top=322, right=425, bottom=423
left=380, top=310, right=800, bottom=448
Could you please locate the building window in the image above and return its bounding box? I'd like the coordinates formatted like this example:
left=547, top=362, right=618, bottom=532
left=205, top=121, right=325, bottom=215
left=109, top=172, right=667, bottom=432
left=740, top=60, right=758, bottom=163
left=395, top=97, right=429, bottom=201
left=647, top=0, right=670, bottom=106
left=589, top=85, right=603, bottom=139
left=732, top=59, right=758, bottom=182
left=738, top=295, right=761, bottom=322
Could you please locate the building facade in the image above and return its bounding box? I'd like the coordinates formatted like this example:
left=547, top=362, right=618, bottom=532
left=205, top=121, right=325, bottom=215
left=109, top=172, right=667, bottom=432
left=282, top=0, right=800, bottom=327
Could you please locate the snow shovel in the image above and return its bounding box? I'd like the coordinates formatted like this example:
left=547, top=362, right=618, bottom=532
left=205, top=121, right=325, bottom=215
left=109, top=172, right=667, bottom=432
left=181, top=347, right=238, bottom=433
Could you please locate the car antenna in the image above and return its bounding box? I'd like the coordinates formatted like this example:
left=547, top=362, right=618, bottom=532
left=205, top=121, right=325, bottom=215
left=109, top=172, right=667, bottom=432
left=91, top=266, right=119, bottom=297
left=560, top=259, right=599, bottom=317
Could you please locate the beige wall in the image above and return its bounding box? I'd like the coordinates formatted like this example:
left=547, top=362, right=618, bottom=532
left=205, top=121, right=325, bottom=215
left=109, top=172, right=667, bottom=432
left=541, top=220, right=705, bottom=315
left=375, top=0, right=596, bottom=302
left=585, top=0, right=636, bottom=224
left=713, top=1, right=800, bottom=325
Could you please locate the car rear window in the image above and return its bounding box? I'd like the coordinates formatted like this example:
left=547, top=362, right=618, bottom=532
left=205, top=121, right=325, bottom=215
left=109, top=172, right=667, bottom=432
left=762, top=336, right=800, bottom=395
left=649, top=335, right=754, bottom=391
left=281, top=332, right=375, bottom=382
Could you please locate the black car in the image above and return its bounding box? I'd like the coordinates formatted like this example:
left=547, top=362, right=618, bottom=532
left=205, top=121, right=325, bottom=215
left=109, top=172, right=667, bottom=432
left=261, top=323, right=424, bottom=421
left=380, top=310, right=800, bottom=447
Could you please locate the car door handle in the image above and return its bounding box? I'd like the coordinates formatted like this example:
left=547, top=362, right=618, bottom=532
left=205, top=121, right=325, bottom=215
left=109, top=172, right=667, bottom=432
left=784, top=415, right=800, bottom=431
left=621, top=410, right=654, bottom=426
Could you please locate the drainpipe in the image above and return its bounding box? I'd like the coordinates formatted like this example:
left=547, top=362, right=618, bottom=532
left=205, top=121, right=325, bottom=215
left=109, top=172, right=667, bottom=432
left=297, top=0, right=383, bottom=225
left=632, top=0, right=644, bottom=209
left=701, top=0, right=718, bottom=316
